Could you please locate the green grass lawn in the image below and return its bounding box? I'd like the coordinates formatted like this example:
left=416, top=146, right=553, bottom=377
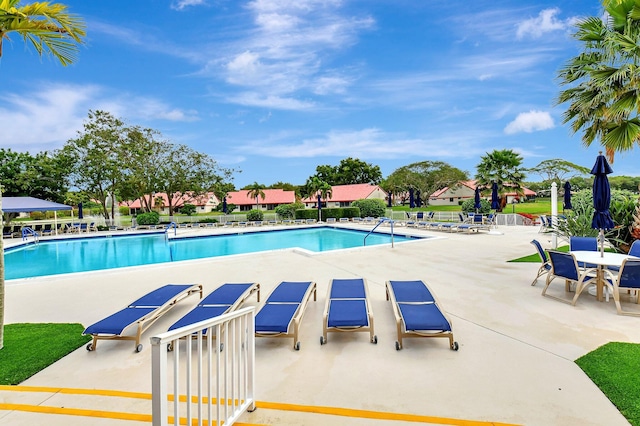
left=577, top=342, right=640, bottom=425
left=0, top=323, right=91, bottom=385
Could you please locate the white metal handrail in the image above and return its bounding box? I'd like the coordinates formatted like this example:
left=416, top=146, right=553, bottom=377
left=151, top=307, right=256, bottom=426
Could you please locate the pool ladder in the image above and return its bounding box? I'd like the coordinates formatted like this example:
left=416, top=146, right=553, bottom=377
left=21, top=227, right=40, bottom=243
left=363, top=218, right=394, bottom=247
left=164, top=222, right=177, bottom=241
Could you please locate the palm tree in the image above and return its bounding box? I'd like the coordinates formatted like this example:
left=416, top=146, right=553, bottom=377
left=557, top=0, right=640, bottom=163
left=475, top=149, right=526, bottom=212
left=0, top=0, right=86, bottom=64
left=0, top=1, right=85, bottom=350
left=306, top=177, right=332, bottom=221
left=246, top=182, right=266, bottom=210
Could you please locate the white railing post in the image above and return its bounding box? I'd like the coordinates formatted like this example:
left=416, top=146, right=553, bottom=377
left=151, top=307, right=255, bottom=426
left=150, top=337, right=168, bottom=426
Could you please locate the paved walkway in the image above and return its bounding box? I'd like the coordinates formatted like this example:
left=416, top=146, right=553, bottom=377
left=1, top=224, right=637, bottom=425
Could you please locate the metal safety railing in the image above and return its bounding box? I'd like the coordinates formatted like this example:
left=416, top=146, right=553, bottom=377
left=363, top=217, right=394, bottom=247
left=151, top=307, right=256, bottom=426
left=164, top=222, right=177, bottom=240
left=21, top=226, right=39, bottom=243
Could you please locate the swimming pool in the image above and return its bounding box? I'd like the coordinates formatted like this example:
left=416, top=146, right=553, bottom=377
left=5, top=227, right=419, bottom=280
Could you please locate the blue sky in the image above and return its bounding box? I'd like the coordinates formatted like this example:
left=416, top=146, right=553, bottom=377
left=1, top=0, right=638, bottom=188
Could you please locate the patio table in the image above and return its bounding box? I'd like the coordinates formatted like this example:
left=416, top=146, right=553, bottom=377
left=571, top=251, right=639, bottom=302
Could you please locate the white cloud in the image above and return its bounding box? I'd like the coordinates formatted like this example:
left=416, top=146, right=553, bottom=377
left=226, top=92, right=315, bottom=110
left=213, top=0, right=374, bottom=107
left=171, top=0, right=207, bottom=11
left=238, top=128, right=488, bottom=160
left=504, top=110, right=554, bottom=134
left=516, top=8, right=573, bottom=39
left=0, top=83, right=199, bottom=152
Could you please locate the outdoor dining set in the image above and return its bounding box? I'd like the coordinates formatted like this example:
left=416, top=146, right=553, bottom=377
left=531, top=237, right=640, bottom=316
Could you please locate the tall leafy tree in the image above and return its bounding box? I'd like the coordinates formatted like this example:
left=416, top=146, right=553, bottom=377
left=311, top=157, right=382, bottom=186
left=0, top=0, right=85, bottom=350
left=526, top=159, right=590, bottom=184
left=557, top=0, right=640, bottom=163
left=62, top=110, right=128, bottom=222
left=0, top=0, right=85, bottom=64
left=245, top=182, right=266, bottom=209
left=153, top=143, right=232, bottom=217
left=475, top=149, right=526, bottom=211
left=382, top=161, right=468, bottom=206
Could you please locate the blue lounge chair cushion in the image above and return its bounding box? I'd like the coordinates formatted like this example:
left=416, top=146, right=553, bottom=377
left=168, top=306, right=229, bottom=332
left=130, top=284, right=196, bottom=308
left=201, top=283, right=254, bottom=305
left=327, top=299, right=368, bottom=327
left=398, top=303, right=451, bottom=332
left=84, top=307, right=156, bottom=335
left=388, top=280, right=435, bottom=303
left=255, top=303, right=299, bottom=333
left=329, top=278, right=366, bottom=299
left=266, top=281, right=312, bottom=303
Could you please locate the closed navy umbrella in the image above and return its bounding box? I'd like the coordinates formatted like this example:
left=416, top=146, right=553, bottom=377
left=563, top=181, right=572, bottom=210
left=490, top=182, right=500, bottom=210
left=409, top=188, right=415, bottom=209
left=222, top=197, right=228, bottom=214
left=474, top=187, right=481, bottom=212
left=590, top=153, right=614, bottom=257
left=78, top=202, right=84, bottom=220
left=415, top=190, right=422, bottom=208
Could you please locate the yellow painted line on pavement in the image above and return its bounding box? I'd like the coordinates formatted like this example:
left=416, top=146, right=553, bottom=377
left=0, top=385, right=517, bottom=425
left=257, top=401, right=518, bottom=425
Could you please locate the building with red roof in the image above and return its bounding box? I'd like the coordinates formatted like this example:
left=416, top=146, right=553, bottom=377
left=226, top=189, right=296, bottom=212
left=121, top=192, right=219, bottom=214
left=302, top=183, right=387, bottom=208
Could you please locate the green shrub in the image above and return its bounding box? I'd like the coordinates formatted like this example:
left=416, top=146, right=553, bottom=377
left=119, top=206, right=130, bottom=215
left=556, top=189, right=637, bottom=251
left=136, top=211, right=160, bottom=225
left=198, top=217, right=218, bottom=223
left=341, top=207, right=360, bottom=219
left=246, top=209, right=264, bottom=221
left=461, top=198, right=491, bottom=214
left=30, top=211, right=45, bottom=220
left=321, top=208, right=342, bottom=220
left=295, top=208, right=320, bottom=220
left=276, top=202, right=304, bottom=219
left=180, top=203, right=197, bottom=216
left=351, top=199, right=386, bottom=218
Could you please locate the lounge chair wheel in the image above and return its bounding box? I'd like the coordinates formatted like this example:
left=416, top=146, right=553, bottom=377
left=452, top=341, right=459, bottom=351
left=395, top=341, right=401, bottom=351
left=320, top=336, right=326, bottom=345
left=294, top=341, right=301, bottom=351
left=372, top=335, right=378, bottom=344
left=136, top=344, right=143, bottom=353
left=86, top=343, right=94, bottom=351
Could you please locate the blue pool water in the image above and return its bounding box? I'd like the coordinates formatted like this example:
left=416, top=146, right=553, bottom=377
left=5, top=227, right=418, bottom=280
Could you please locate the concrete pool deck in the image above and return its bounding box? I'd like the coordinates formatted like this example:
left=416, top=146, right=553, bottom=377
left=1, top=223, right=638, bottom=425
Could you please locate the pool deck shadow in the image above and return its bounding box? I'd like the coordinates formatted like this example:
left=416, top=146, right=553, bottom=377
left=1, top=224, right=637, bottom=425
